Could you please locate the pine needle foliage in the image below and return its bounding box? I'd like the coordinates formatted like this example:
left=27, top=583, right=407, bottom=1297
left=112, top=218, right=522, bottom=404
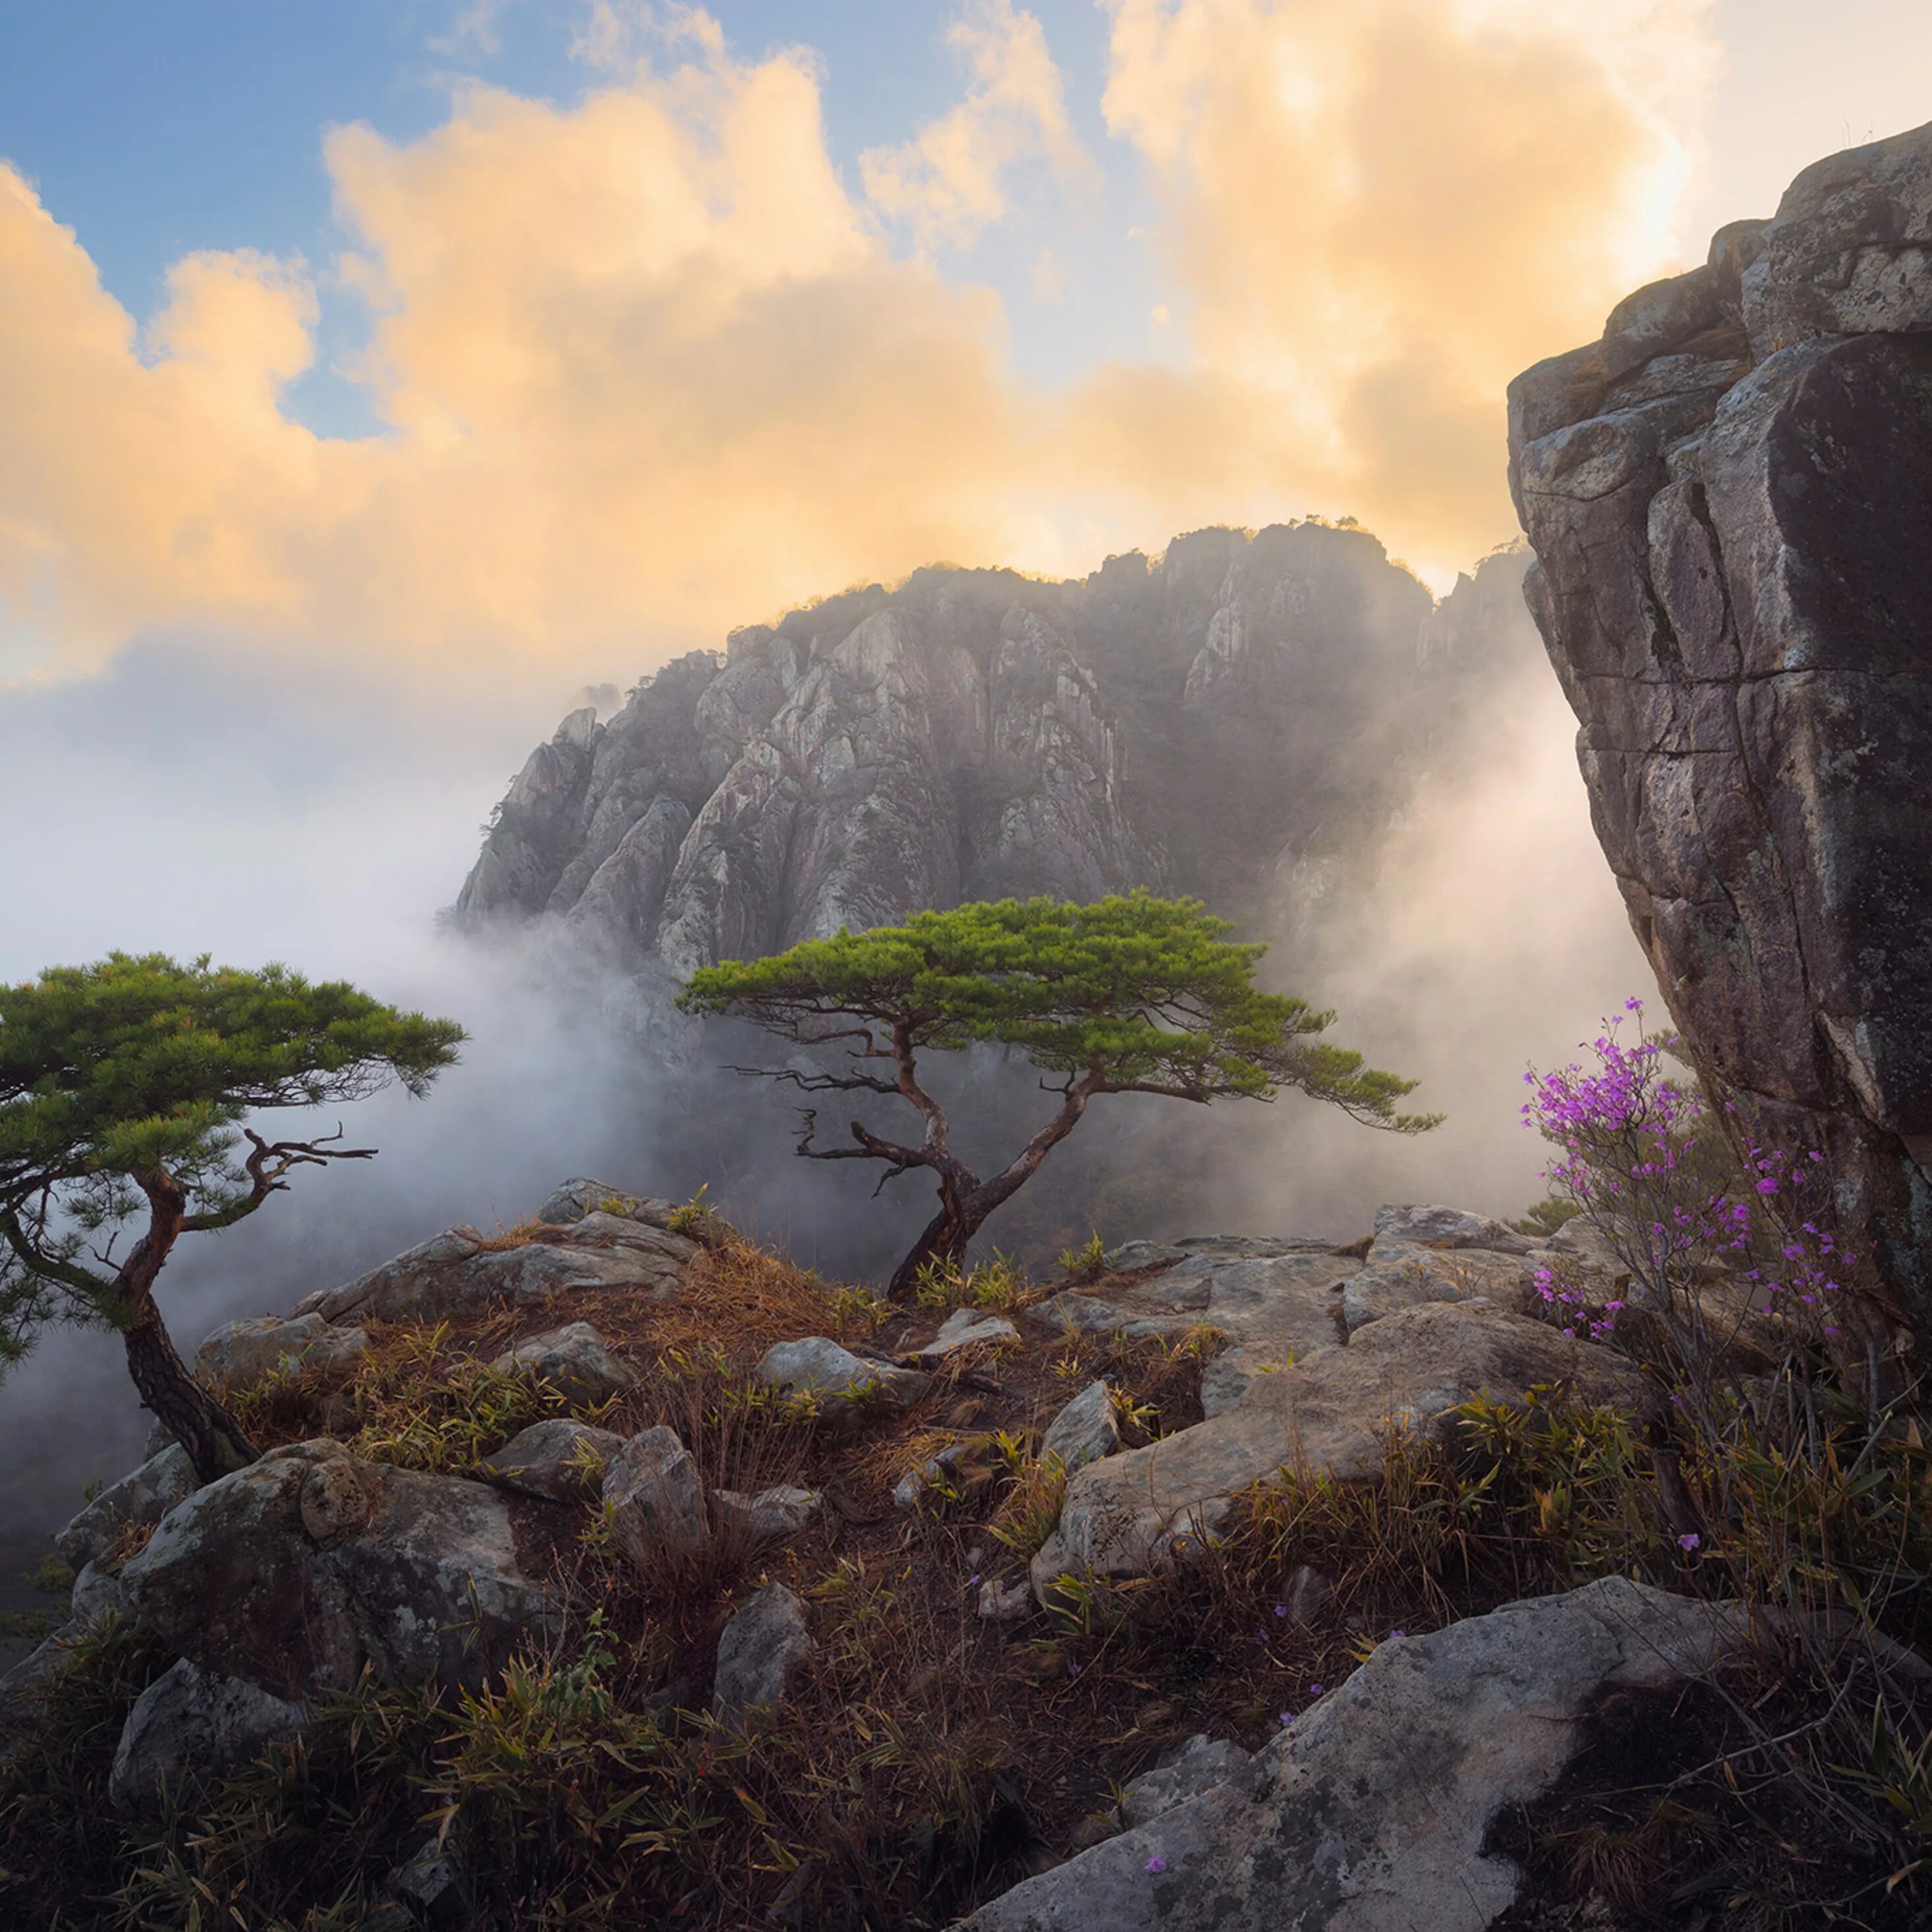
left=0, top=952, right=463, bottom=1473
left=679, top=894, right=1435, bottom=1297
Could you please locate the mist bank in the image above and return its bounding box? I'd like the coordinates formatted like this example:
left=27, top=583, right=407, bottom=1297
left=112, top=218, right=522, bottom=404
left=0, top=556, right=1647, bottom=1610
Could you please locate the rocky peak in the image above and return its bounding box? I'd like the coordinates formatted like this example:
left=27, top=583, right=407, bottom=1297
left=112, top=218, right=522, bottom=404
left=455, top=525, right=1537, bottom=976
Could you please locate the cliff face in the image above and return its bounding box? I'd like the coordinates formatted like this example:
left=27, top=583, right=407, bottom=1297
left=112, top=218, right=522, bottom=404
left=1508, top=121, right=1932, bottom=1334
left=456, top=524, right=1529, bottom=978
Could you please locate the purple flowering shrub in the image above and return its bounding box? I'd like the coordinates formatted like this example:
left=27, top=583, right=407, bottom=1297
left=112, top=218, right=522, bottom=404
left=1521, top=1001, right=1850, bottom=1392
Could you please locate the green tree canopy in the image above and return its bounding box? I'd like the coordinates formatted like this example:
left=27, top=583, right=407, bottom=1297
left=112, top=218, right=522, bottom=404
left=1, top=952, right=465, bottom=1479
left=679, top=894, right=1436, bottom=1297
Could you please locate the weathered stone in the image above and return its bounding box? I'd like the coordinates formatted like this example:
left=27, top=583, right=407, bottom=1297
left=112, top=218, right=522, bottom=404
left=54, top=1444, right=198, bottom=1570
left=712, top=1583, right=812, bottom=1722
left=979, top=1577, right=1033, bottom=1621
left=893, top=1440, right=975, bottom=1508
left=1118, top=1734, right=1250, bottom=1831
left=753, top=1337, right=931, bottom=1412
left=109, top=1658, right=307, bottom=1813
left=1041, top=1249, right=1357, bottom=1372
left=68, top=1557, right=129, bottom=1629
left=482, top=1419, right=626, bottom=1501
left=1371, top=1204, right=1528, bottom=1252
left=961, top=1577, right=1747, bottom=1932
left=491, top=1322, right=639, bottom=1408
left=393, top=1835, right=461, bottom=1908
left=712, top=1485, right=822, bottom=1546
left=603, top=1426, right=708, bottom=1566
left=1276, top=1562, right=1334, bottom=1625
left=119, top=1440, right=556, bottom=1699
left=1040, top=1381, right=1120, bottom=1471
left=1340, top=1245, right=1530, bottom=1334
left=1032, top=1301, right=1637, bottom=1599
left=298, top=1217, right=696, bottom=1326
left=1510, top=120, right=1932, bottom=1344
left=916, top=1308, right=1021, bottom=1363
left=194, top=1312, right=370, bottom=1392
left=534, top=1177, right=678, bottom=1226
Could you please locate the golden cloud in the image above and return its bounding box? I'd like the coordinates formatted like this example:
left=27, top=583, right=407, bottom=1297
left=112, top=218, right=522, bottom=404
left=861, top=0, right=1098, bottom=252
left=1073, top=0, right=1717, bottom=582
left=0, top=1, right=1715, bottom=680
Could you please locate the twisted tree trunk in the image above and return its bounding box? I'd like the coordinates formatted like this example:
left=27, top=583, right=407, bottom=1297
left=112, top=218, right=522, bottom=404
left=115, top=1169, right=260, bottom=1483
left=884, top=1081, right=1094, bottom=1301
left=123, top=1299, right=258, bottom=1481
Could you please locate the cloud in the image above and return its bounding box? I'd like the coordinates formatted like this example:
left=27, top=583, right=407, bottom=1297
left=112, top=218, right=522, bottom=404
left=0, top=30, right=1024, bottom=680
left=859, top=1, right=1097, bottom=252
left=0, top=0, right=1717, bottom=681
left=1068, top=0, right=1719, bottom=582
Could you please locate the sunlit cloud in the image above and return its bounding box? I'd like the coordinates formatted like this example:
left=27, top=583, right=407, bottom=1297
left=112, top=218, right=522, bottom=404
left=1072, top=0, right=1719, bottom=582
left=0, top=0, right=1719, bottom=681
left=859, top=0, right=1097, bottom=252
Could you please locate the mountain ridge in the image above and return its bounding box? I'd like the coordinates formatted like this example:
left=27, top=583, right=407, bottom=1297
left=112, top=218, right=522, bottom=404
left=454, top=523, right=1536, bottom=974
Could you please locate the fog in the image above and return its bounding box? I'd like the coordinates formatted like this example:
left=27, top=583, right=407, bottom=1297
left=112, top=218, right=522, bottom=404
left=0, top=606, right=1648, bottom=1612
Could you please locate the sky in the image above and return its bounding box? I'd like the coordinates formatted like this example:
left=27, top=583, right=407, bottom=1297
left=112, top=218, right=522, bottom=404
left=3, top=0, right=1929, bottom=689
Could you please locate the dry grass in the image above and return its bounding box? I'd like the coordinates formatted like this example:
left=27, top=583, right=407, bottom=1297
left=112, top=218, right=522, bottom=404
left=472, top=1216, right=550, bottom=1253
left=10, top=1224, right=1930, bottom=1930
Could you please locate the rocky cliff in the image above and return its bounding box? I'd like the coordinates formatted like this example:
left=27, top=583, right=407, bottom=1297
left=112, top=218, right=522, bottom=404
left=454, top=525, right=1535, bottom=977
left=1508, top=121, right=1932, bottom=1342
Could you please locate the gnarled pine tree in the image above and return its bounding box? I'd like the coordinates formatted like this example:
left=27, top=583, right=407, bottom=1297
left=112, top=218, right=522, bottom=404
left=0, top=953, right=464, bottom=1482
left=678, top=894, right=1437, bottom=1300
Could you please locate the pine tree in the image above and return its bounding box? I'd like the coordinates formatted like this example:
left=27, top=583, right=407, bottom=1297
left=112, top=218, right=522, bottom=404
left=679, top=893, right=1436, bottom=1299
left=0, top=953, right=464, bottom=1481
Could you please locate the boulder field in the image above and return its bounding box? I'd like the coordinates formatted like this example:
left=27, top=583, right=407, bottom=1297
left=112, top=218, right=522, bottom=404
left=0, top=1173, right=1734, bottom=1931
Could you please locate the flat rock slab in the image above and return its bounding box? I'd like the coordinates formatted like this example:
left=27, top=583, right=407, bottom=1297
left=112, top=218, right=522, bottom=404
left=1340, top=1245, right=1531, bottom=1334
left=300, top=1220, right=696, bottom=1325
left=917, top=1309, right=1021, bottom=1363
left=195, top=1313, right=370, bottom=1392
left=120, top=1439, right=557, bottom=1699
left=1119, top=1734, right=1251, bottom=1831
left=1033, top=1301, right=1638, bottom=1598
left=963, top=1578, right=1746, bottom=1932
left=1038, top=1249, right=1360, bottom=1355
left=713, top=1485, right=822, bottom=1547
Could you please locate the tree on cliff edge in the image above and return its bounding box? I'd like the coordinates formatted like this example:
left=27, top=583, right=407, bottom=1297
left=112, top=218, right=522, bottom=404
left=0, top=954, right=464, bottom=1482
left=679, top=894, right=1438, bottom=1300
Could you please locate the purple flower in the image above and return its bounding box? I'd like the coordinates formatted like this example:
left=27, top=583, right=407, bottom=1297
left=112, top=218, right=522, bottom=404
left=1145, top=1855, right=1168, bottom=1875
left=968, top=1574, right=980, bottom=1585
left=1272, top=1603, right=1288, bottom=1617
left=1308, top=1682, right=1325, bottom=1697
left=1755, top=1178, right=1779, bottom=1195
left=1387, top=1629, right=1406, bottom=1639
left=1678, top=1533, right=1700, bottom=1552
left=1278, top=1710, right=1296, bottom=1727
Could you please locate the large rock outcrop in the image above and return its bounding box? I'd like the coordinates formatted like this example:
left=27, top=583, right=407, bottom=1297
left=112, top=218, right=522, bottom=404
left=1509, top=121, right=1932, bottom=1338
left=454, top=528, right=1535, bottom=975
left=961, top=1577, right=1746, bottom=1932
